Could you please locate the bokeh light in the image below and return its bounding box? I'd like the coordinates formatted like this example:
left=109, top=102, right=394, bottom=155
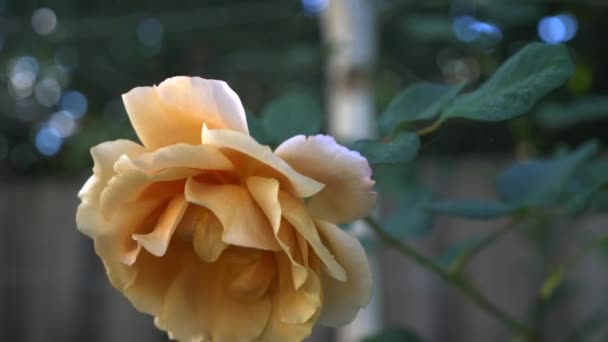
left=537, top=13, right=578, bottom=44
left=453, top=16, right=502, bottom=45
left=60, top=90, right=88, bottom=118
left=35, top=126, right=62, bottom=156
left=48, top=111, right=77, bottom=138
left=8, top=56, right=39, bottom=99
left=34, top=78, right=61, bottom=107
left=31, top=8, right=57, bottom=36
left=137, top=18, right=163, bottom=47
left=301, top=0, right=327, bottom=15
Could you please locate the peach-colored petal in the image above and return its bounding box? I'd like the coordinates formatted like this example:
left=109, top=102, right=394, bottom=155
left=246, top=176, right=309, bottom=289
left=316, top=220, right=373, bottom=326
left=228, top=250, right=276, bottom=300
left=99, top=144, right=233, bottom=219
left=278, top=190, right=346, bottom=282
left=157, top=251, right=271, bottom=342
left=180, top=206, right=229, bottom=263
left=275, top=135, right=377, bottom=224
left=185, top=178, right=281, bottom=251
left=201, top=126, right=324, bottom=198
left=156, top=76, right=249, bottom=134
left=256, top=293, right=316, bottom=342
left=276, top=254, right=321, bottom=324
left=122, top=143, right=235, bottom=174
left=132, top=194, right=188, bottom=257
left=122, top=77, right=248, bottom=149
left=76, top=140, right=146, bottom=237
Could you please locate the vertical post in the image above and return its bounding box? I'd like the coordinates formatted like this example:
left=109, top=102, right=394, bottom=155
left=320, top=1, right=380, bottom=341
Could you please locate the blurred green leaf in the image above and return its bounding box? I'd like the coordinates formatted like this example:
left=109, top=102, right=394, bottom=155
left=387, top=186, right=434, bottom=238
left=352, top=132, right=420, bottom=165
left=379, top=82, right=465, bottom=136
left=564, top=158, right=608, bottom=214
left=425, top=200, right=519, bottom=219
left=363, top=327, right=424, bottom=342
left=437, top=234, right=490, bottom=271
left=442, top=43, right=574, bottom=122
left=496, top=141, right=598, bottom=207
left=536, top=96, right=608, bottom=129
left=260, top=93, right=323, bottom=144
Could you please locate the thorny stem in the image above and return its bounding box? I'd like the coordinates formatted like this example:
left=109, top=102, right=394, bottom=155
left=364, top=216, right=535, bottom=339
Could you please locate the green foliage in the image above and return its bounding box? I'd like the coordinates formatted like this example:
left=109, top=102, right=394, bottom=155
left=425, top=200, right=519, bottom=219
left=379, top=82, right=464, bottom=136
left=496, top=141, right=598, bottom=208
left=536, top=96, right=608, bottom=129
left=352, top=133, right=420, bottom=165
left=441, top=43, right=574, bottom=122
left=260, top=93, right=323, bottom=144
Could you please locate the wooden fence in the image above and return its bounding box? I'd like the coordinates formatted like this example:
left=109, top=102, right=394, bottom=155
left=1, top=159, right=607, bottom=342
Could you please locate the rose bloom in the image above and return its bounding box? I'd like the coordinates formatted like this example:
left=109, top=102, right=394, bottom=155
left=76, top=77, right=376, bottom=342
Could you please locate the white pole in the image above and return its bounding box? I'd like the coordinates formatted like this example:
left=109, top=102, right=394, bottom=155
left=320, top=1, right=380, bottom=341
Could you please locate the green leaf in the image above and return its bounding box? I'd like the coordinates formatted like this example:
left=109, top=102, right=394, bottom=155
left=496, top=141, right=598, bottom=207
left=536, top=96, right=608, bottom=129
left=364, top=327, right=424, bottom=342
left=351, top=132, right=420, bottom=165
left=260, top=93, right=323, bottom=144
left=379, top=82, right=464, bottom=136
left=387, top=187, right=434, bottom=238
left=425, top=200, right=519, bottom=219
left=442, top=43, right=574, bottom=122
left=437, top=234, right=490, bottom=271
left=564, top=158, right=608, bottom=214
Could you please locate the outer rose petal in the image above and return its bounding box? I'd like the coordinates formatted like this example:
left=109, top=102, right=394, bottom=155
left=275, top=135, right=377, bottom=224
left=99, top=144, right=234, bottom=219
left=123, top=76, right=248, bottom=149
left=201, top=126, right=324, bottom=198
left=76, top=139, right=146, bottom=238
left=316, top=220, right=372, bottom=326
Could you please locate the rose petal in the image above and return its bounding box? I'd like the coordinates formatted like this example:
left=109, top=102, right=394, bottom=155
left=76, top=140, right=146, bottom=237
left=246, top=176, right=309, bottom=289
left=201, top=126, right=324, bottom=198
left=122, top=77, right=248, bottom=149
left=157, top=251, right=271, bottom=342
left=180, top=206, right=229, bottom=263
left=316, top=220, right=373, bottom=326
left=99, top=144, right=234, bottom=219
left=275, top=135, right=377, bottom=224
left=185, top=178, right=281, bottom=251
left=278, top=190, right=346, bottom=282
left=258, top=291, right=317, bottom=342
left=276, top=253, right=321, bottom=324
left=132, top=194, right=189, bottom=256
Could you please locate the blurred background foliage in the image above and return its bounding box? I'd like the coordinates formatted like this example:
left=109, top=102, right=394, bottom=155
left=1, top=0, right=607, bottom=178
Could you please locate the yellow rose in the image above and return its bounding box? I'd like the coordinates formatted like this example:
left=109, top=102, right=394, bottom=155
left=76, top=76, right=376, bottom=342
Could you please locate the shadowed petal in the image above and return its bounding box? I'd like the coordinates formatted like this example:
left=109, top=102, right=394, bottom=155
left=275, top=135, right=376, bottom=223
left=278, top=190, right=346, bottom=282
left=316, top=220, right=372, bottom=326
left=185, top=178, right=281, bottom=251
